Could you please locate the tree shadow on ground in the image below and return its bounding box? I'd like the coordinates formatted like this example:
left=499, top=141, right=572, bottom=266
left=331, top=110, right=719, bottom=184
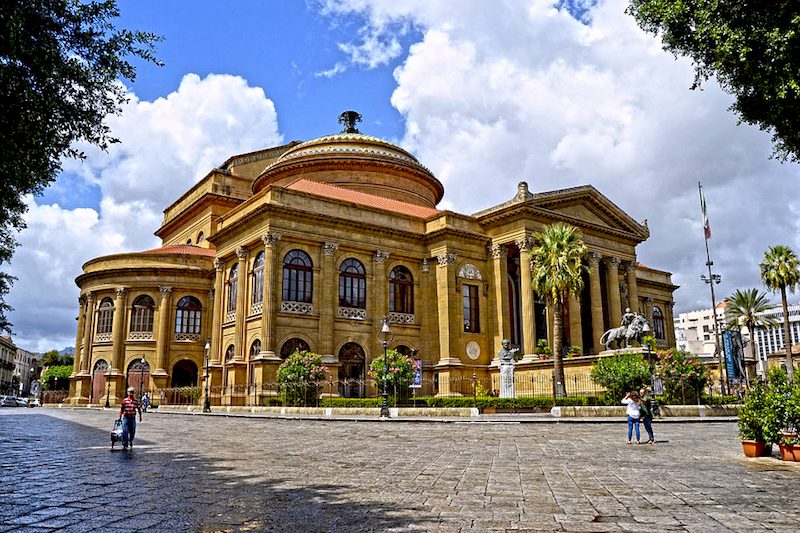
left=0, top=411, right=434, bottom=532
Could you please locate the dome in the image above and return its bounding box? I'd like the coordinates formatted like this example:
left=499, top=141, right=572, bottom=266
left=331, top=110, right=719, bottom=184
left=251, top=112, right=444, bottom=208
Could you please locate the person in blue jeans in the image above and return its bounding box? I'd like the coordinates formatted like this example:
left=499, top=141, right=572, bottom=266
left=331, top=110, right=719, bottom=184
left=118, top=387, right=142, bottom=450
left=621, top=391, right=642, bottom=444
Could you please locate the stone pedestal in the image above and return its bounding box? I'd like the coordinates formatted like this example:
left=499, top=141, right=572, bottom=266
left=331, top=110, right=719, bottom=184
left=499, top=361, right=515, bottom=398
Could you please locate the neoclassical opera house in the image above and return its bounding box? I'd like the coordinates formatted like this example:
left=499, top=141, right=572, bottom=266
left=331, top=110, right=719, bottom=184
left=69, top=112, right=677, bottom=406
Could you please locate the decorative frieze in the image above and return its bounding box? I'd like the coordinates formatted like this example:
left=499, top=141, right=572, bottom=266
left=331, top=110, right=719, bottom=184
left=95, top=332, right=112, bottom=343
left=458, top=263, right=482, bottom=280
left=374, top=250, right=390, bottom=263
left=250, top=302, right=263, bottom=316
left=175, top=333, right=201, bottom=342
left=128, top=332, right=154, bottom=341
left=322, top=242, right=339, bottom=256
left=281, top=301, right=313, bottom=315
left=225, top=310, right=236, bottom=323
left=388, top=312, right=415, bottom=325
left=337, top=307, right=367, bottom=320
left=437, top=252, right=457, bottom=267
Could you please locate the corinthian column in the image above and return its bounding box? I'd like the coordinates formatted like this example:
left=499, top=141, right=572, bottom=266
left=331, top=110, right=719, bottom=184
left=211, top=258, right=224, bottom=364
left=73, top=296, right=86, bottom=376
left=625, top=262, right=639, bottom=313
left=260, top=233, right=281, bottom=357
left=234, top=245, right=248, bottom=360
left=588, top=253, right=604, bottom=354
left=490, top=243, right=510, bottom=356
left=155, top=286, right=172, bottom=373
left=516, top=236, right=537, bottom=355
left=111, top=288, right=127, bottom=372
left=435, top=252, right=457, bottom=361
left=605, top=257, right=622, bottom=328
left=80, top=293, right=95, bottom=373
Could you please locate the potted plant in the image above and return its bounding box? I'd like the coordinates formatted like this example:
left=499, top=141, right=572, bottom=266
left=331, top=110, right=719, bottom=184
left=780, top=378, right=800, bottom=461
left=567, top=345, right=582, bottom=358
left=535, top=339, right=551, bottom=360
left=737, top=380, right=771, bottom=457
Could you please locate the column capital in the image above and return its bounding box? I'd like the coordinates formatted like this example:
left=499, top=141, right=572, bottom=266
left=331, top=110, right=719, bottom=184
left=421, top=258, right=430, bottom=272
left=78, top=295, right=87, bottom=306
left=588, top=251, right=601, bottom=266
left=374, top=250, right=390, bottom=264
left=114, top=287, right=126, bottom=299
left=624, top=261, right=639, bottom=274
left=208, top=287, right=215, bottom=299
left=235, top=245, right=248, bottom=261
left=515, top=236, right=536, bottom=252
left=488, top=243, right=507, bottom=259
left=604, top=256, right=621, bottom=269
left=159, top=286, right=172, bottom=296
left=437, top=252, right=457, bottom=267
left=213, top=257, right=224, bottom=271
left=322, top=241, right=339, bottom=256
left=85, top=291, right=95, bottom=304
left=261, top=232, right=281, bottom=248
left=644, top=296, right=653, bottom=307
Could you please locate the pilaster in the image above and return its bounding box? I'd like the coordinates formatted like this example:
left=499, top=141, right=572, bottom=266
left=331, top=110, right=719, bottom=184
left=435, top=252, right=458, bottom=362
left=155, top=286, right=172, bottom=374
left=319, top=241, right=338, bottom=356
left=234, top=245, right=248, bottom=360
left=371, top=250, right=389, bottom=348
left=211, top=258, right=225, bottom=364
left=73, top=296, right=86, bottom=376
left=260, top=233, right=281, bottom=357
left=111, top=287, right=127, bottom=372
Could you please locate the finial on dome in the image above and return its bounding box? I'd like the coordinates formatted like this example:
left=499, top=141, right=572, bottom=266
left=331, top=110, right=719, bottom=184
left=338, top=110, right=362, bottom=133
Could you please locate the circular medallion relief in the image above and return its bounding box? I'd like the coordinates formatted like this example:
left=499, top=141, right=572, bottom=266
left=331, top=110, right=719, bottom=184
left=466, top=341, right=481, bottom=361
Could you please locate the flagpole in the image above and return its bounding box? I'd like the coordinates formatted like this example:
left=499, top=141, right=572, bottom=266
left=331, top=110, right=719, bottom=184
left=699, top=182, right=727, bottom=396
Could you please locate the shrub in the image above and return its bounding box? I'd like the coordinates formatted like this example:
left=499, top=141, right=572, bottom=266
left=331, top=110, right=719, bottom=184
left=368, top=349, right=419, bottom=387
left=534, top=339, right=552, bottom=356
left=738, top=380, right=768, bottom=441
left=277, top=351, right=328, bottom=406
left=590, top=353, right=651, bottom=402
left=655, top=349, right=709, bottom=404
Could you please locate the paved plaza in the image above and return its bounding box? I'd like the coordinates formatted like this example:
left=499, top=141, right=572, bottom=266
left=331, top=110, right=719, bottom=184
left=0, top=409, right=798, bottom=532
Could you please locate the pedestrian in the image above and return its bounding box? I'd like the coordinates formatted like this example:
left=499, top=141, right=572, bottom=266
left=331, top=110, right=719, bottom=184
left=141, top=393, right=150, bottom=413
left=118, top=387, right=142, bottom=451
left=621, top=391, right=642, bottom=444
left=639, top=387, right=655, bottom=444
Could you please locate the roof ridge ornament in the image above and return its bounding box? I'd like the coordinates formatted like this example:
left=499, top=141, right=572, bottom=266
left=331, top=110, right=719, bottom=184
left=515, top=181, right=533, bottom=202
left=338, top=110, right=362, bottom=133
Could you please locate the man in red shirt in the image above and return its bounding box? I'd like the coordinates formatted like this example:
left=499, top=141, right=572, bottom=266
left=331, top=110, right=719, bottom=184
left=118, top=387, right=142, bottom=450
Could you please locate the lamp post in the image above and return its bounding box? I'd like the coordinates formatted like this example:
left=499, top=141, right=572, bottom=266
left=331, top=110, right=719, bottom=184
left=105, top=362, right=112, bottom=408
left=203, top=338, right=211, bottom=412
left=641, top=322, right=660, bottom=417
left=377, top=316, right=393, bottom=418
left=701, top=271, right=726, bottom=396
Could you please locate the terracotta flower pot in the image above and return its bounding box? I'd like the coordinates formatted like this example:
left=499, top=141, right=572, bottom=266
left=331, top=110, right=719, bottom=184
left=792, top=444, right=800, bottom=462
left=778, top=443, right=797, bottom=461
left=741, top=440, right=768, bottom=458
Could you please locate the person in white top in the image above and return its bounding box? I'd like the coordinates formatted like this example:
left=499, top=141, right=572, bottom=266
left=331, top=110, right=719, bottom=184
left=621, top=391, right=642, bottom=444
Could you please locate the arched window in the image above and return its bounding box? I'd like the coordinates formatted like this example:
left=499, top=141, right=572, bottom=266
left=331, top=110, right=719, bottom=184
left=197, top=231, right=205, bottom=244
left=251, top=252, right=265, bottom=305
left=175, top=296, right=202, bottom=334
left=389, top=266, right=414, bottom=314
left=339, top=258, right=366, bottom=308
left=130, top=295, right=155, bottom=333
left=96, top=297, right=114, bottom=334
left=282, top=250, right=313, bottom=303
left=225, top=344, right=235, bottom=362
left=280, top=338, right=310, bottom=358
left=249, top=339, right=261, bottom=358
left=653, top=306, right=665, bottom=340
left=226, top=264, right=238, bottom=312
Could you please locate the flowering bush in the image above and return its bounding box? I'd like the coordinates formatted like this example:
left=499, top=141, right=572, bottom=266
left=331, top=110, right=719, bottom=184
left=368, top=349, right=419, bottom=386
left=655, top=348, right=709, bottom=404
left=277, top=350, right=328, bottom=406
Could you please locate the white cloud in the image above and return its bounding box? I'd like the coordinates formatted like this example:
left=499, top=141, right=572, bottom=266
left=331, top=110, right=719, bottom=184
left=325, top=0, right=800, bottom=313
left=8, top=74, right=283, bottom=352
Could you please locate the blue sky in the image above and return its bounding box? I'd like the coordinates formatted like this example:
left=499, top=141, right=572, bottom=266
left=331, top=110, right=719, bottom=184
left=10, top=0, right=800, bottom=352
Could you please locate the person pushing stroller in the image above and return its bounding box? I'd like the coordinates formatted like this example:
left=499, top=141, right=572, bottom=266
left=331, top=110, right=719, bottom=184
left=118, top=387, right=142, bottom=450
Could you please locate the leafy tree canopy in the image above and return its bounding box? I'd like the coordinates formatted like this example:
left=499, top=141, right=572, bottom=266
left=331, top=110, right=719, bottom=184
left=590, top=353, right=651, bottom=402
left=0, top=0, right=161, bottom=332
left=627, top=1, right=800, bottom=162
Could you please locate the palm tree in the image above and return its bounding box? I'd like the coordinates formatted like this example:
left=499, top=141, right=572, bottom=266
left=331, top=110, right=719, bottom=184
left=725, top=288, right=777, bottom=382
left=760, top=245, right=800, bottom=382
left=530, top=222, right=588, bottom=397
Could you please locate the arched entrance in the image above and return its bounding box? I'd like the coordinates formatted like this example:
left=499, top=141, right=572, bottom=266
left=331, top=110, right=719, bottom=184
left=91, top=360, right=109, bottom=403
left=127, top=358, right=151, bottom=396
left=338, top=342, right=365, bottom=398
left=171, top=360, right=198, bottom=387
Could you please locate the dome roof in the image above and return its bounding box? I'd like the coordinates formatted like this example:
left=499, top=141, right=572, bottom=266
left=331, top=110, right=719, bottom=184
left=251, top=112, right=444, bottom=208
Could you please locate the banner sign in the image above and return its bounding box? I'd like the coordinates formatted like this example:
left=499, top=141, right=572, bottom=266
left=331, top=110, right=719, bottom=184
left=722, top=330, right=745, bottom=380
left=410, top=359, right=422, bottom=388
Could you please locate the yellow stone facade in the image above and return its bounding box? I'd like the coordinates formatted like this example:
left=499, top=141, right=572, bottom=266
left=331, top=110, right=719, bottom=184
left=68, top=117, right=677, bottom=406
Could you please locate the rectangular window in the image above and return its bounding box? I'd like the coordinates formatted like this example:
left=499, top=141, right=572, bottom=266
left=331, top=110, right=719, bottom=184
left=463, top=284, right=480, bottom=333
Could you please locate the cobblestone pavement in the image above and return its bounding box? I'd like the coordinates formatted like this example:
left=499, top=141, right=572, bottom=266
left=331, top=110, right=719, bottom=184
left=1, top=409, right=798, bottom=533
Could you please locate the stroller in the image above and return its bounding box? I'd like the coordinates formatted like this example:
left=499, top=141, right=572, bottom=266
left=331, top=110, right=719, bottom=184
left=110, top=419, right=124, bottom=450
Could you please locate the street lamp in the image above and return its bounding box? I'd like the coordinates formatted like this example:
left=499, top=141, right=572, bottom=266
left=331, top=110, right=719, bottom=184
left=138, top=355, right=146, bottom=399
left=701, top=269, right=727, bottom=396
left=377, top=316, right=394, bottom=418
left=105, top=362, right=112, bottom=408
left=203, top=338, right=211, bottom=412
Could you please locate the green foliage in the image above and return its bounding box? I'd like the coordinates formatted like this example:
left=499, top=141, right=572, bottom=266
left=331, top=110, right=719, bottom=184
left=40, top=365, right=72, bottom=390
left=0, top=0, right=161, bottom=332
left=567, top=345, right=582, bottom=357
left=535, top=339, right=552, bottom=356
left=590, top=354, right=651, bottom=401
left=277, top=351, right=328, bottom=406
left=760, top=245, right=800, bottom=382
left=321, top=397, right=380, bottom=408
left=367, top=349, right=418, bottom=386
left=627, top=1, right=800, bottom=162
left=655, top=349, right=709, bottom=404
left=322, top=395, right=607, bottom=409
left=738, top=380, right=768, bottom=441
left=40, top=350, right=60, bottom=367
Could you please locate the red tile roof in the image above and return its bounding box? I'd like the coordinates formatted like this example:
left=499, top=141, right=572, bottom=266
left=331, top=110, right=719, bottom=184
left=285, top=179, right=441, bottom=219
left=143, top=245, right=216, bottom=257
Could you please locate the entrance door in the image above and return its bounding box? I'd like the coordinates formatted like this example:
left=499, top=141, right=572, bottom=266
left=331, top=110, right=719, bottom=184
left=338, top=342, right=365, bottom=398
left=92, top=360, right=109, bottom=403
left=127, top=359, right=151, bottom=396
